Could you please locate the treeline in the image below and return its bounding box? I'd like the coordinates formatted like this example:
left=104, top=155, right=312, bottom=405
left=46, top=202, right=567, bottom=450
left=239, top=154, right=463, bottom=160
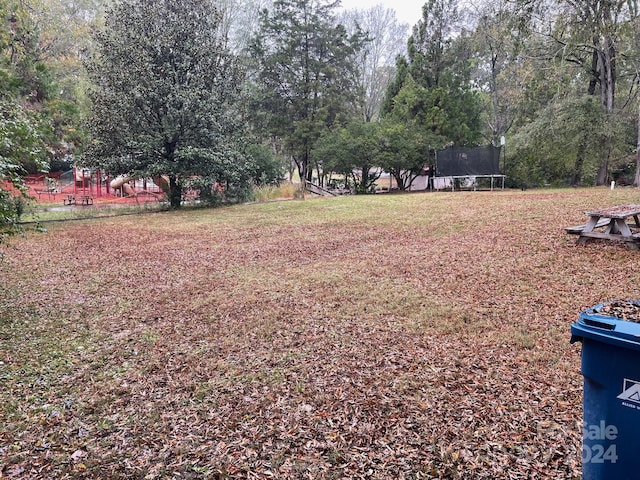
left=2, top=0, right=640, bottom=223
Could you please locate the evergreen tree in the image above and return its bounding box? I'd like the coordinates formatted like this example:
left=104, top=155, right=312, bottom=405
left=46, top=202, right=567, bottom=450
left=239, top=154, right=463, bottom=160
left=382, top=0, right=483, bottom=148
left=249, top=0, right=367, bottom=189
left=85, top=0, right=248, bottom=208
left=380, top=56, right=408, bottom=117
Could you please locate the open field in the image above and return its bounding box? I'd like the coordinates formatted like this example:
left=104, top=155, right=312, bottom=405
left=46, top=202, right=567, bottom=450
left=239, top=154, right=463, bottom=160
left=2, top=188, right=640, bottom=479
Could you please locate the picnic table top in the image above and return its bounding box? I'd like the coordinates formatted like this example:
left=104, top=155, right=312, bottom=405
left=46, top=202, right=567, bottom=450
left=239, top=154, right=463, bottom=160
left=585, top=204, right=640, bottom=218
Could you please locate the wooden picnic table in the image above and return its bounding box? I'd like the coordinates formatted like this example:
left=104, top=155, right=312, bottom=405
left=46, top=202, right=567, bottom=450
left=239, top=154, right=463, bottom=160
left=567, top=204, right=640, bottom=249
left=63, top=194, right=94, bottom=206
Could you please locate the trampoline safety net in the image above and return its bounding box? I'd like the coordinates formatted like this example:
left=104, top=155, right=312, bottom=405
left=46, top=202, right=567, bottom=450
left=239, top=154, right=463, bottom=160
left=435, top=146, right=502, bottom=177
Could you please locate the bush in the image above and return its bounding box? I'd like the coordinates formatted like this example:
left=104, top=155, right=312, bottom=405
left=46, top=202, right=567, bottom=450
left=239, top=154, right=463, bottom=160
left=244, top=144, right=287, bottom=186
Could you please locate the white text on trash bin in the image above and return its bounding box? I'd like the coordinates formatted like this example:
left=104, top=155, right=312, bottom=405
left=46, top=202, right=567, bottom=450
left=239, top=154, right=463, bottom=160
left=583, top=421, right=618, bottom=464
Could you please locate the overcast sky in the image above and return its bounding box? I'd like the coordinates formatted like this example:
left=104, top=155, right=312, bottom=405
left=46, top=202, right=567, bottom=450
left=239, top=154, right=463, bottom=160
left=338, top=0, right=423, bottom=26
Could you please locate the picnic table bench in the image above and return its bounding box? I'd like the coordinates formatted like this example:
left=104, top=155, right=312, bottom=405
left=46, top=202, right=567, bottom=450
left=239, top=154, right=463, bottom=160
left=566, top=204, right=640, bottom=250
left=63, top=194, right=93, bottom=206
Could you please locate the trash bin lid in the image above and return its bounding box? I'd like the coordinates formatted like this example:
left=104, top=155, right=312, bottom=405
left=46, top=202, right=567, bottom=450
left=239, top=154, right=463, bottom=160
left=571, top=301, right=640, bottom=351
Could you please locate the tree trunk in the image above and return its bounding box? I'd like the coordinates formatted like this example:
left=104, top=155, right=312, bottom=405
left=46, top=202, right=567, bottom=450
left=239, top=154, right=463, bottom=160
left=573, top=48, right=600, bottom=186
left=635, top=106, right=640, bottom=187
left=293, top=157, right=307, bottom=199
left=572, top=139, right=587, bottom=186
left=306, top=159, right=313, bottom=183
left=361, top=165, right=371, bottom=193
left=169, top=175, right=182, bottom=209
left=392, top=169, right=405, bottom=191
left=490, top=50, right=500, bottom=146
left=596, top=134, right=612, bottom=186
left=596, top=39, right=616, bottom=186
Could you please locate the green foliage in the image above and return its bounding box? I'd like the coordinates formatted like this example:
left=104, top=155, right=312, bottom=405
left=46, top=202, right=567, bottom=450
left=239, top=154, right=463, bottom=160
left=381, top=0, right=483, bottom=153
left=1, top=0, right=87, bottom=177
left=388, top=76, right=482, bottom=146
left=249, top=0, right=367, bottom=184
left=469, top=0, right=537, bottom=144
left=376, top=119, right=432, bottom=190
left=243, top=143, right=287, bottom=186
left=407, top=0, right=462, bottom=89
left=314, top=127, right=355, bottom=189
left=0, top=101, right=47, bottom=174
left=35, top=98, right=87, bottom=173
left=0, top=2, right=48, bottom=241
left=0, top=99, right=48, bottom=240
left=314, top=121, right=382, bottom=193
left=0, top=190, right=24, bottom=242
left=85, top=0, right=248, bottom=208
left=508, top=96, right=611, bottom=187
left=381, top=56, right=409, bottom=117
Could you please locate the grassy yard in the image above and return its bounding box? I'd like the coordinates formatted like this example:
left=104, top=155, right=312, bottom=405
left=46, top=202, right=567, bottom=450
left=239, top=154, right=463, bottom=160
left=2, top=187, right=640, bottom=479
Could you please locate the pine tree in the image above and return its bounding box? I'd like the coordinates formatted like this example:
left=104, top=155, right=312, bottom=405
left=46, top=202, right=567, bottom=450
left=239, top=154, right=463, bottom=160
left=249, top=0, right=366, bottom=188
left=383, top=0, right=483, bottom=147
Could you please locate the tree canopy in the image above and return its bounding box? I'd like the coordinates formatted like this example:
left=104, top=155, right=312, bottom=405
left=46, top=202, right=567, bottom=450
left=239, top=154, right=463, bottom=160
left=1, top=0, right=53, bottom=240
left=0, top=99, right=48, bottom=240
left=383, top=0, right=483, bottom=148
left=249, top=0, right=367, bottom=188
left=85, top=0, right=249, bottom=208
left=313, top=120, right=382, bottom=193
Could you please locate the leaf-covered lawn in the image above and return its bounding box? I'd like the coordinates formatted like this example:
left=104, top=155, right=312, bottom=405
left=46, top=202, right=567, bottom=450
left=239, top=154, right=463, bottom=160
left=2, top=188, right=639, bottom=479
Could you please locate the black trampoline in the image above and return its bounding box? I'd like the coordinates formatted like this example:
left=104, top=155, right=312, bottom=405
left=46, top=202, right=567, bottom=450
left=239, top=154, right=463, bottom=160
left=432, top=146, right=505, bottom=191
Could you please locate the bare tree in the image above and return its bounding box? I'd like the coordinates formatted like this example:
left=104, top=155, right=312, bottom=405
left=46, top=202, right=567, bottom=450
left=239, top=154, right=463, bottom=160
left=340, top=4, right=409, bottom=122
left=215, top=0, right=273, bottom=52
left=467, top=0, right=533, bottom=145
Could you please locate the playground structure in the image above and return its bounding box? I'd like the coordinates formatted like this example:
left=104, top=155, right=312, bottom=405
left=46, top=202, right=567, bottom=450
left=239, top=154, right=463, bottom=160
left=108, top=174, right=169, bottom=199
left=25, top=167, right=169, bottom=206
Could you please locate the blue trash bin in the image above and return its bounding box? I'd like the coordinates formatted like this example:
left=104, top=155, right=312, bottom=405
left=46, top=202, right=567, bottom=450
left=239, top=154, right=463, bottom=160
left=571, top=302, right=640, bottom=480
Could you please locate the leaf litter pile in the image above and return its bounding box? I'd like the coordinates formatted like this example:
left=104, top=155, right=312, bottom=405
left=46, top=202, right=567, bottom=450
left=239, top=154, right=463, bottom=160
left=3, top=188, right=640, bottom=479
left=596, top=301, right=640, bottom=322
